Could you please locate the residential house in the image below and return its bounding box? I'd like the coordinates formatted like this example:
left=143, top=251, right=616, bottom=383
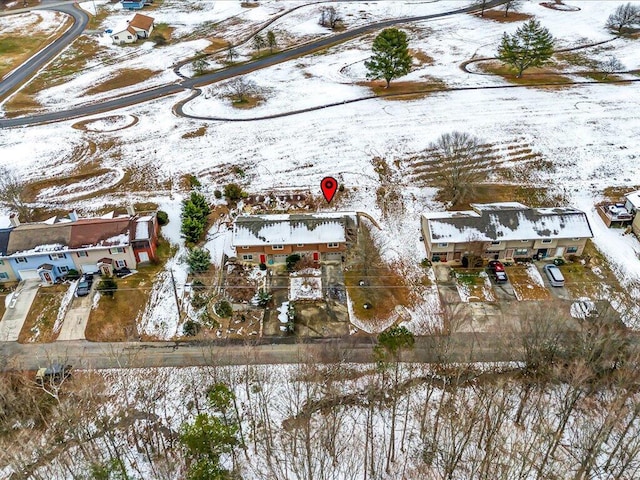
left=0, top=216, right=16, bottom=283
left=111, top=13, right=154, bottom=44
left=421, top=202, right=593, bottom=265
left=624, top=190, right=640, bottom=236
left=1, top=210, right=159, bottom=284
left=232, top=213, right=357, bottom=265
left=121, top=0, right=145, bottom=10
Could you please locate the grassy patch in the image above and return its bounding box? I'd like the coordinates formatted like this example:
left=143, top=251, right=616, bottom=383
left=152, top=22, right=174, bottom=42
left=554, top=51, right=598, bottom=69
left=204, top=36, right=230, bottom=53
left=480, top=61, right=574, bottom=87
left=87, top=6, right=110, bottom=30
left=2, top=92, right=42, bottom=117
left=85, top=239, right=172, bottom=342
left=345, top=226, right=411, bottom=326
left=19, top=284, right=68, bottom=343
left=84, top=68, right=160, bottom=96
left=182, top=126, right=208, bottom=139
left=453, top=269, right=496, bottom=302
left=441, top=184, right=566, bottom=211
left=231, top=94, right=264, bottom=109
left=362, top=79, right=447, bottom=100
left=602, top=185, right=640, bottom=202
left=475, top=9, right=532, bottom=22
left=409, top=49, right=434, bottom=66
left=506, top=265, right=551, bottom=301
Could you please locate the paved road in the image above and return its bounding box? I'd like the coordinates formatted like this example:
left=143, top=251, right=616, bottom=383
left=57, top=281, right=91, bottom=341
left=0, top=332, right=529, bottom=371
left=0, top=280, right=39, bottom=342
left=0, top=2, right=89, bottom=98
left=0, top=0, right=508, bottom=128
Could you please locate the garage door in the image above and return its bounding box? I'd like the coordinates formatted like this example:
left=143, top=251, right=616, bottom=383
left=272, top=254, right=288, bottom=264
left=325, top=252, right=343, bottom=261
left=18, top=269, right=39, bottom=280
left=138, top=251, right=150, bottom=263
left=80, top=263, right=99, bottom=274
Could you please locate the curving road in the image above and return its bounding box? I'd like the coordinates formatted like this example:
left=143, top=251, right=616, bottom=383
left=0, top=0, right=508, bottom=128
left=0, top=1, right=89, bottom=98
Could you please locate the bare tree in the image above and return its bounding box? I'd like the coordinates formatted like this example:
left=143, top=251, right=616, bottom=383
left=0, top=167, right=31, bottom=221
left=600, top=55, right=625, bottom=79
left=226, top=78, right=260, bottom=104
left=503, top=0, right=521, bottom=17
left=429, top=131, right=488, bottom=206
left=474, top=0, right=490, bottom=17
left=319, top=6, right=342, bottom=29
left=253, top=33, right=265, bottom=52
left=606, top=2, right=640, bottom=33
left=226, top=42, right=238, bottom=62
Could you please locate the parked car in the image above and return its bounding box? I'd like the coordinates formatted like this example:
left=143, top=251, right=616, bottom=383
left=75, top=274, right=93, bottom=297
left=114, top=267, right=132, bottom=278
left=35, top=364, right=72, bottom=384
left=543, top=264, right=565, bottom=287
left=487, top=260, right=508, bottom=283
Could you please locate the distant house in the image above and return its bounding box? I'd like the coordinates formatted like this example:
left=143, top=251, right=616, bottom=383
left=421, top=202, right=593, bottom=265
left=111, top=13, right=155, bottom=44
left=231, top=213, right=357, bottom=265
left=624, top=190, right=640, bottom=236
left=121, top=0, right=145, bottom=11
left=0, top=209, right=159, bottom=285
left=0, top=216, right=17, bottom=283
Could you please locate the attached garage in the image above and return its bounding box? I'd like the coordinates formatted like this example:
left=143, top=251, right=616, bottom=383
left=17, top=269, right=40, bottom=280
left=80, top=263, right=99, bottom=274
left=324, top=252, right=343, bottom=262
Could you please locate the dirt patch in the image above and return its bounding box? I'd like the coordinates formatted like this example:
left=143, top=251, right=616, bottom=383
left=182, top=126, right=208, bottom=139
left=409, top=49, right=434, bottom=66
left=86, top=240, right=171, bottom=342
left=453, top=270, right=496, bottom=302
left=152, top=22, right=174, bottom=42
left=602, top=185, right=640, bottom=202
left=1, top=92, right=42, bottom=117
left=72, top=115, right=139, bottom=132
left=205, top=36, right=229, bottom=52
left=18, top=284, right=68, bottom=343
left=474, top=9, right=532, bottom=22
left=360, top=79, right=447, bottom=100
left=83, top=68, right=160, bottom=96
left=540, top=2, right=581, bottom=12
left=506, top=265, right=551, bottom=301
left=479, top=61, right=574, bottom=87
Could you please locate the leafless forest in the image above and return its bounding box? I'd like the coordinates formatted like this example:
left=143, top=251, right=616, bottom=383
left=1, top=325, right=640, bottom=479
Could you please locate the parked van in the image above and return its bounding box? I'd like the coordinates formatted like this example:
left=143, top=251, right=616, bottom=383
left=543, top=264, right=565, bottom=287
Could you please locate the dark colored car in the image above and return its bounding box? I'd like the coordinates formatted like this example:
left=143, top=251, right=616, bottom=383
left=487, top=260, right=508, bottom=283
left=36, top=364, right=72, bottom=384
left=75, top=274, right=93, bottom=297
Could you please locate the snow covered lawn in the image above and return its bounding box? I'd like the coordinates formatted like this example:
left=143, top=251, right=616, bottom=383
left=455, top=271, right=496, bottom=303
left=289, top=275, right=322, bottom=301
left=507, top=264, right=551, bottom=301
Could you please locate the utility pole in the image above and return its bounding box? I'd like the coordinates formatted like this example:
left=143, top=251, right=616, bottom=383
left=170, top=269, right=181, bottom=323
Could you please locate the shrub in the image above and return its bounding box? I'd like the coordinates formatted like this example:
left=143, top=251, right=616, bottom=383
left=191, top=279, right=206, bottom=292
left=223, top=183, right=246, bottom=202
left=66, top=269, right=80, bottom=280
left=188, top=248, right=211, bottom=273
left=183, top=320, right=200, bottom=336
left=215, top=300, right=233, bottom=318
left=191, top=293, right=208, bottom=310
left=156, top=210, right=169, bottom=226
left=256, top=288, right=272, bottom=307
left=259, top=262, right=267, bottom=271
left=214, top=189, right=222, bottom=199
left=199, top=310, right=220, bottom=329
left=96, top=278, right=118, bottom=298
left=181, top=191, right=210, bottom=243
left=152, top=34, right=167, bottom=46
left=187, top=175, right=201, bottom=188
left=286, top=254, right=301, bottom=271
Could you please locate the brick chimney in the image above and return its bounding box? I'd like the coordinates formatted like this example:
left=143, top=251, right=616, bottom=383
left=126, top=205, right=136, bottom=217
left=68, top=210, right=78, bottom=222
left=9, top=214, right=20, bottom=227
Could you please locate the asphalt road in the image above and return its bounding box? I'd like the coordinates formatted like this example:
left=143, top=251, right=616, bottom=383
left=0, top=2, right=89, bottom=98
left=0, top=332, right=528, bottom=371
left=0, top=0, right=508, bottom=128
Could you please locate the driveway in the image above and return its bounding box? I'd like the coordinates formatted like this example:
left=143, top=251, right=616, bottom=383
left=57, top=284, right=94, bottom=341
left=536, top=263, right=572, bottom=300
left=0, top=280, right=40, bottom=342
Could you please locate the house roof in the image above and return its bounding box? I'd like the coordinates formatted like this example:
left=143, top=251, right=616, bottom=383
left=625, top=190, right=640, bottom=209
left=69, top=218, right=133, bottom=249
left=423, top=203, right=593, bottom=243
left=134, top=215, right=154, bottom=241
left=7, top=223, right=73, bottom=255
left=232, top=213, right=347, bottom=247
left=129, top=13, right=154, bottom=31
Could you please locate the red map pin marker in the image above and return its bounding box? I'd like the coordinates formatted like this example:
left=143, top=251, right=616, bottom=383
left=321, top=176, right=338, bottom=204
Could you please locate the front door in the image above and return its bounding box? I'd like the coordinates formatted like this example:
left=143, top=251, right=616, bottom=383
left=42, top=272, right=53, bottom=284
left=313, top=252, right=319, bottom=262
left=555, top=246, right=565, bottom=258
left=505, top=249, right=514, bottom=259
left=259, top=254, right=267, bottom=264
left=537, top=249, right=548, bottom=258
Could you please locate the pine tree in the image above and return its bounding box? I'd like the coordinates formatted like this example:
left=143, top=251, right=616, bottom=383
left=497, top=19, right=554, bottom=78
left=266, top=30, right=277, bottom=53
left=364, top=28, right=412, bottom=88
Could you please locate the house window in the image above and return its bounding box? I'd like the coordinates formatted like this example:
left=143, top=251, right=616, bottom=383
left=541, top=239, right=552, bottom=244
left=241, top=246, right=249, bottom=250
left=521, top=240, right=529, bottom=243
left=77, top=251, right=88, bottom=257
left=16, top=257, right=27, bottom=263
left=127, top=35, right=132, bottom=39
left=115, top=260, right=127, bottom=269
left=0, top=272, right=8, bottom=280
left=110, top=247, right=126, bottom=254
left=567, top=246, right=578, bottom=254
left=49, top=253, right=66, bottom=260
left=272, top=245, right=284, bottom=250
left=58, top=266, right=69, bottom=273
left=490, top=241, right=501, bottom=246
left=515, top=248, right=528, bottom=256
left=437, top=243, right=448, bottom=247
left=572, top=238, right=581, bottom=241
left=327, top=243, right=339, bottom=248
left=296, top=244, right=304, bottom=247
left=242, top=254, right=253, bottom=261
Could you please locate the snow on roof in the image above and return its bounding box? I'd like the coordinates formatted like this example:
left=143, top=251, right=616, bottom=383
left=424, top=204, right=593, bottom=243
left=135, top=219, right=150, bottom=240
left=102, top=233, right=129, bottom=246
left=625, top=190, right=640, bottom=209
left=232, top=214, right=347, bottom=247
left=0, top=217, right=10, bottom=229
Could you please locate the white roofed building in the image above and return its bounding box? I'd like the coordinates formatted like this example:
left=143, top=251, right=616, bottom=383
left=421, top=202, right=593, bottom=265
left=231, top=213, right=357, bottom=265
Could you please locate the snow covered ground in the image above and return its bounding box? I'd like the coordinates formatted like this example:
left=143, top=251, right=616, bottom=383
left=1, top=1, right=640, bottom=334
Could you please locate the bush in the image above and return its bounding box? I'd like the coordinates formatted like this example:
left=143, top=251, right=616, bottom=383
left=66, top=269, right=80, bottom=280
left=215, top=300, right=233, bottom=318
left=96, top=278, right=118, bottom=298
left=223, top=183, right=246, bottom=202
left=191, top=293, right=208, bottom=310
left=156, top=210, right=169, bottom=226
left=183, top=320, right=200, bottom=336
left=191, top=279, right=206, bottom=292
left=259, top=262, right=267, bottom=271
left=199, top=310, right=220, bottom=329
left=214, top=189, right=222, bottom=199
left=187, top=248, right=211, bottom=273
left=187, top=175, right=201, bottom=188
left=286, top=254, right=301, bottom=271
left=152, top=34, right=167, bottom=46
left=256, top=288, right=272, bottom=307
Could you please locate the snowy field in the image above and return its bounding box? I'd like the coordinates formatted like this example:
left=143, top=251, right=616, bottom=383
left=1, top=1, right=640, bottom=334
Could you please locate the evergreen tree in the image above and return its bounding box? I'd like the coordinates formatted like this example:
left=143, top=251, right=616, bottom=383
left=96, top=278, right=118, bottom=298
left=266, top=30, right=277, bottom=53
left=187, top=248, right=211, bottom=273
left=364, top=28, right=412, bottom=88
left=497, top=19, right=554, bottom=78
